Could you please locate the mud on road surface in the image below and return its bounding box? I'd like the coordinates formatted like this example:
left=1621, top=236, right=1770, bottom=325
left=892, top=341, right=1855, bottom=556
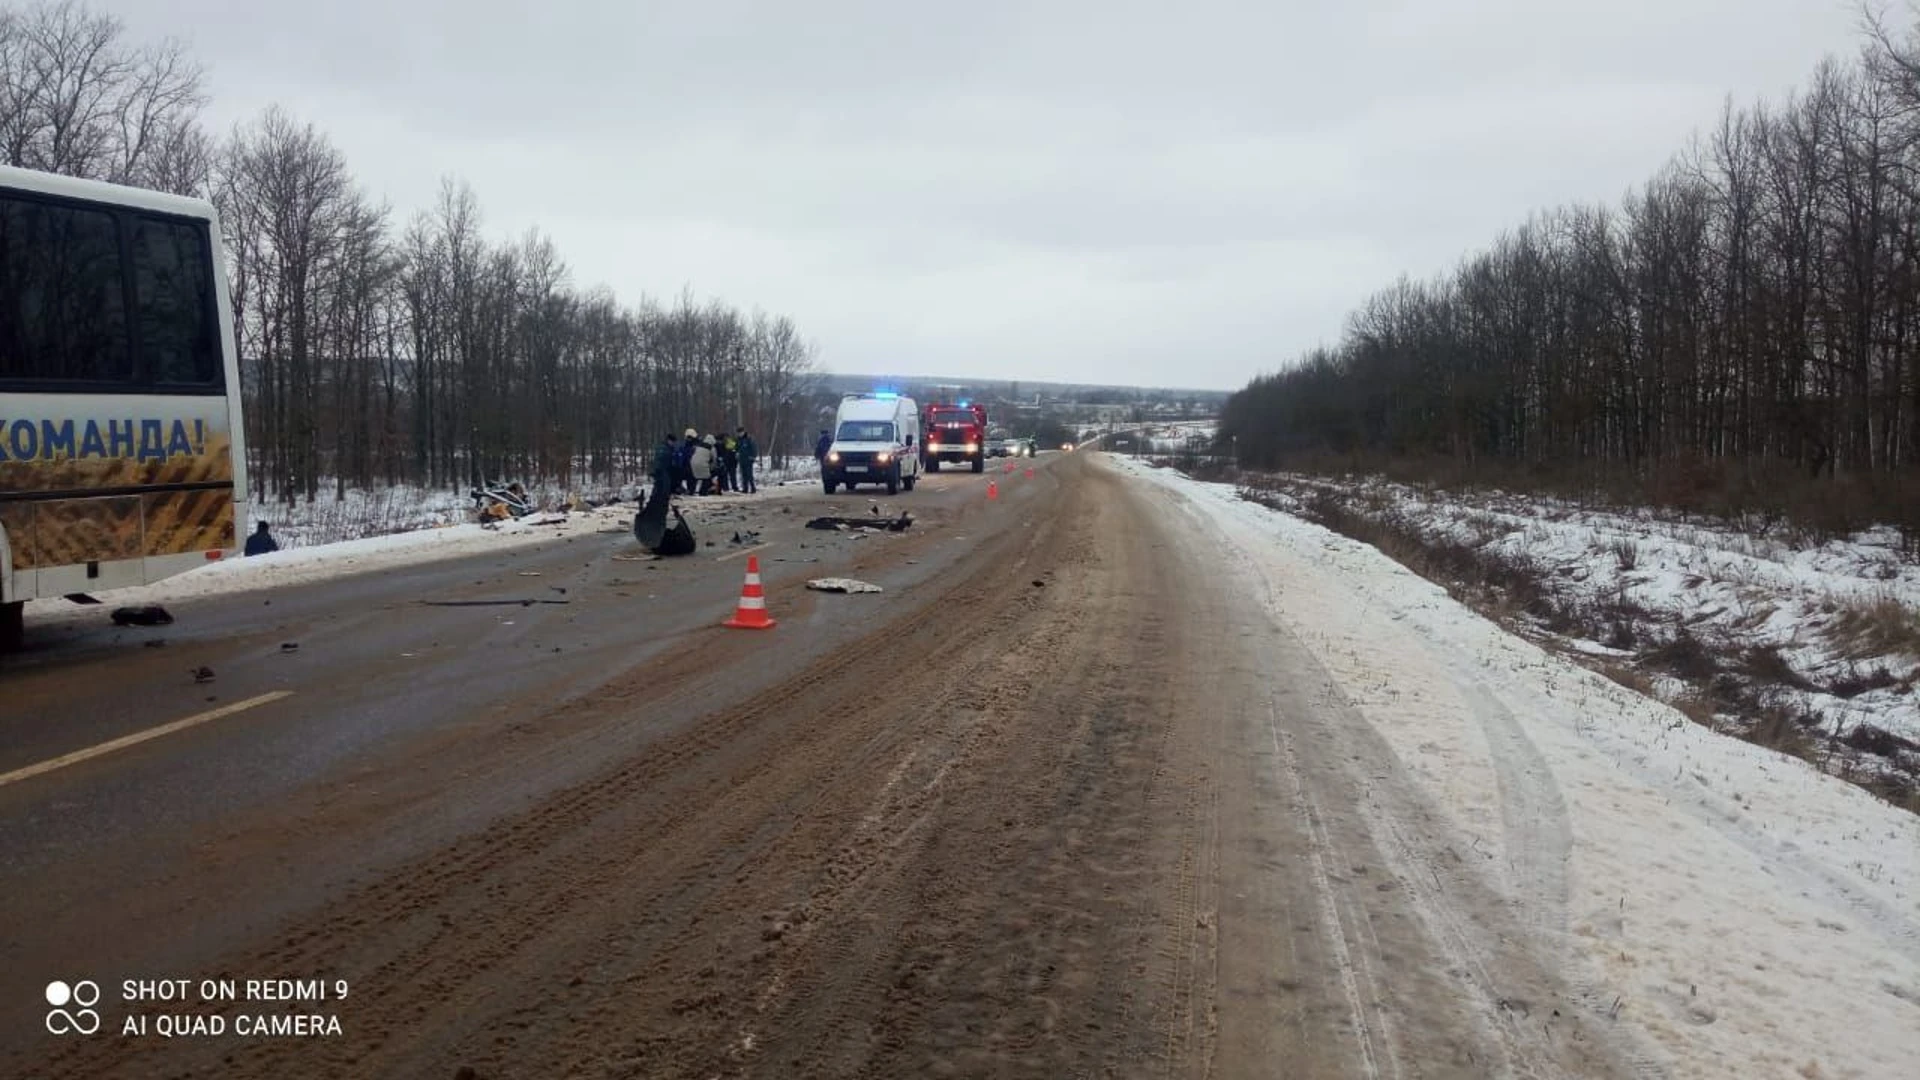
left=18, top=455, right=1646, bottom=1079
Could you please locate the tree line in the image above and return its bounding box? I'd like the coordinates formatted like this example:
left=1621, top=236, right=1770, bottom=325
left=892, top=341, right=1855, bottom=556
left=1223, top=8, right=1920, bottom=527
left=2, top=0, right=816, bottom=503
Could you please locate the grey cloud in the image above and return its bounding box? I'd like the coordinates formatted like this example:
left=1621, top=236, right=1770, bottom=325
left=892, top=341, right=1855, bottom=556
left=114, top=0, right=1868, bottom=389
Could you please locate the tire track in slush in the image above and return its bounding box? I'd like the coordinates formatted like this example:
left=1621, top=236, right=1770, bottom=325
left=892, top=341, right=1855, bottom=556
left=743, top=468, right=1187, bottom=1079
left=1448, top=669, right=1674, bottom=1080
left=781, top=467, right=1204, bottom=1080
left=1268, top=698, right=1399, bottom=1080
left=1453, top=679, right=1574, bottom=949
left=737, top=500, right=1072, bottom=1075
left=1146, top=468, right=1642, bottom=1080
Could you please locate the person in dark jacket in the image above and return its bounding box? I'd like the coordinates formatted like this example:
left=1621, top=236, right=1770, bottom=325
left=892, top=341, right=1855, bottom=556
left=814, top=429, right=832, bottom=466
left=678, top=429, right=699, bottom=495
left=736, top=427, right=758, bottom=493
left=650, top=432, right=678, bottom=499
left=710, top=430, right=729, bottom=495
left=244, top=520, right=279, bottom=556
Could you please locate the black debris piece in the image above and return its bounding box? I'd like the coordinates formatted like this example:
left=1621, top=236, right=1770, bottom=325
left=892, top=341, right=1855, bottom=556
left=804, top=514, right=913, bottom=533
left=111, top=605, right=173, bottom=626
left=417, top=599, right=571, bottom=608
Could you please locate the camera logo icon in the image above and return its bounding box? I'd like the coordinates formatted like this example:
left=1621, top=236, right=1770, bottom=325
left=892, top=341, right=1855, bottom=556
left=45, top=980, right=101, bottom=1035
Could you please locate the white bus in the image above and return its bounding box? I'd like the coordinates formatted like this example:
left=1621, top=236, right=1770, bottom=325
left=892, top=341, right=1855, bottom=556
left=0, top=165, right=249, bottom=649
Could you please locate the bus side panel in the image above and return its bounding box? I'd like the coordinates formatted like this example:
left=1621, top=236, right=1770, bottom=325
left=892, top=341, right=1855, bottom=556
left=25, top=496, right=142, bottom=567
left=0, top=417, right=235, bottom=493
left=0, top=504, right=31, bottom=571
left=0, top=522, right=12, bottom=603
left=141, top=487, right=234, bottom=557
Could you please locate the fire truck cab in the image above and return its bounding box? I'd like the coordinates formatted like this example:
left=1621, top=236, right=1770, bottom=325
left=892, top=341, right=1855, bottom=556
left=921, top=402, right=988, bottom=473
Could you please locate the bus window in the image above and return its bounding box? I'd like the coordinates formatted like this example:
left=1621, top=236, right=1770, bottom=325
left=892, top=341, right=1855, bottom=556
left=0, top=194, right=131, bottom=383
left=132, top=215, right=221, bottom=387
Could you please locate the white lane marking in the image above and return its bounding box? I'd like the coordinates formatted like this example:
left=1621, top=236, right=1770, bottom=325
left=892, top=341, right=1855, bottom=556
left=717, top=543, right=775, bottom=562
left=0, top=691, right=294, bottom=788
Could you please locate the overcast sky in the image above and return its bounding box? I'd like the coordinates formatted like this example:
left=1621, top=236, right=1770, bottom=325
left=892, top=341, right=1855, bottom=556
left=115, top=0, right=1870, bottom=391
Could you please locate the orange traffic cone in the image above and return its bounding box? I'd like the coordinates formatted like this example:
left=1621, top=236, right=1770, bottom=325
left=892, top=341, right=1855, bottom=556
left=1004, top=460, right=1015, bottom=473
left=723, top=555, right=776, bottom=629
left=987, top=480, right=998, bottom=501
left=1024, top=466, right=1034, bottom=478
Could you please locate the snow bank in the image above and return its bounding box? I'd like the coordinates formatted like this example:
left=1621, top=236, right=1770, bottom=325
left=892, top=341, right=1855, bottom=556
left=1110, top=454, right=1920, bottom=1080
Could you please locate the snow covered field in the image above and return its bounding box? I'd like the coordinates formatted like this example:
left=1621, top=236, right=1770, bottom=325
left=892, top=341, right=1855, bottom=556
left=1111, top=454, right=1920, bottom=1080
left=1229, top=471, right=1920, bottom=802
left=1139, top=420, right=1218, bottom=453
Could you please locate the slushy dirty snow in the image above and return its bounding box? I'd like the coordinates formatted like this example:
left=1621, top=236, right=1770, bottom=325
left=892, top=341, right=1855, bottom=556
left=1111, top=454, right=1920, bottom=1080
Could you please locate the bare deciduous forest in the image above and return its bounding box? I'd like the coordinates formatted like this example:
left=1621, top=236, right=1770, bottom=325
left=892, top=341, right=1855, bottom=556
left=2, top=0, right=816, bottom=504
left=1223, top=10, right=1920, bottom=537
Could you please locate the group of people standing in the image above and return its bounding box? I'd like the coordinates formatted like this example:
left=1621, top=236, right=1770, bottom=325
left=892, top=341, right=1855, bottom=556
left=652, top=427, right=759, bottom=498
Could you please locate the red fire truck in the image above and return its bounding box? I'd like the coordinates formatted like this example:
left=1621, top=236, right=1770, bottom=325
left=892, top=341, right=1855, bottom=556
left=920, top=401, right=988, bottom=473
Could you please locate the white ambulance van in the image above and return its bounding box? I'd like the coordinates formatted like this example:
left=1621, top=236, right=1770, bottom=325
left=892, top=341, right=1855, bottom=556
left=823, top=392, right=922, bottom=496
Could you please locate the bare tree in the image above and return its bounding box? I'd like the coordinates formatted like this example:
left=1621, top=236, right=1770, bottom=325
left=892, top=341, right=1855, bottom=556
left=1225, top=9, right=1920, bottom=535
left=217, top=106, right=357, bottom=504
left=0, top=0, right=207, bottom=192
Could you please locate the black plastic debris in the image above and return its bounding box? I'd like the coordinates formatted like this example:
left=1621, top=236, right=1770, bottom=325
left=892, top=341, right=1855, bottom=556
left=804, top=514, right=913, bottom=533
left=418, top=599, right=571, bottom=608
left=111, top=605, right=173, bottom=626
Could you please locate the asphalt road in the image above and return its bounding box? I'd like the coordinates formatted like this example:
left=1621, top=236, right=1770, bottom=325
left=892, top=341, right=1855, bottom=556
left=0, top=451, right=1643, bottom=1079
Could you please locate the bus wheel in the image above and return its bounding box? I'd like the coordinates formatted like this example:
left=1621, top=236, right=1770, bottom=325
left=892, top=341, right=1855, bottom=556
left=0, top=601, right=22, bottom=652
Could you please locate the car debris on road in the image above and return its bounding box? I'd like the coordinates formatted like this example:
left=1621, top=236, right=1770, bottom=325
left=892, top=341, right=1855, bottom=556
left=806, top=578, right=884, bottom=594
left=111, top=605, right=173, bottom=626
left=805, top=513, right=913, bottom=533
